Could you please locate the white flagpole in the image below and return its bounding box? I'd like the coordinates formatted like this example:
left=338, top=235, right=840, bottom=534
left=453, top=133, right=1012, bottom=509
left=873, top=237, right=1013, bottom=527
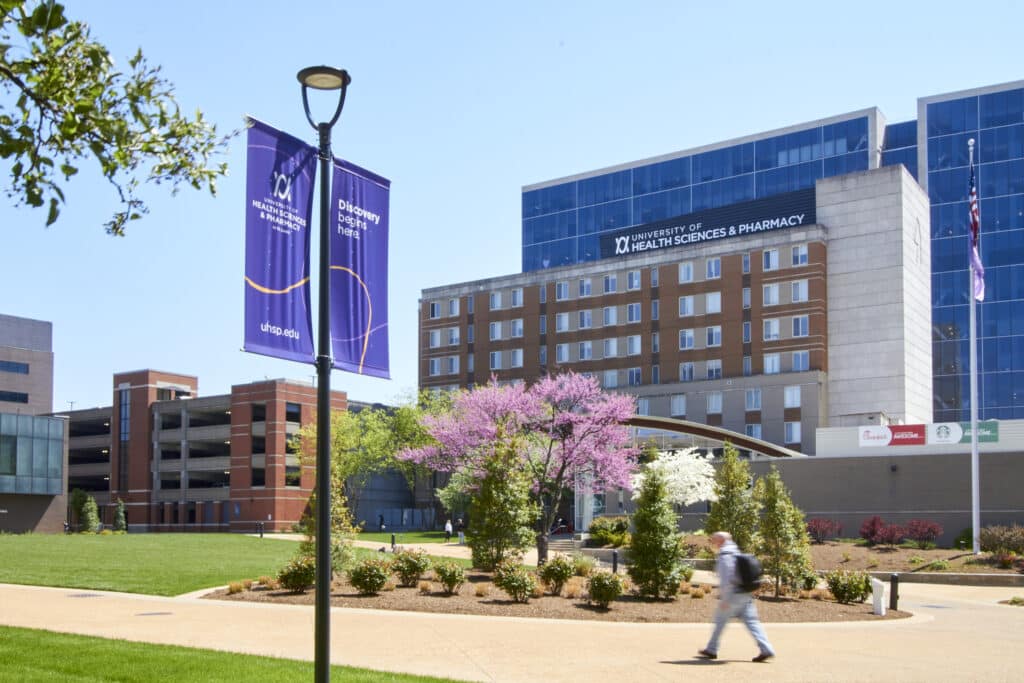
left=968, top=138, right=981, bottom=555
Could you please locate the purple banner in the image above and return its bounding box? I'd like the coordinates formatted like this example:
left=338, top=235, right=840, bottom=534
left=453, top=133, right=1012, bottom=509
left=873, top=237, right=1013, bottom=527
left=330, top=158, right=391, bottom=378
left=243, top=119, right=316, bottom=363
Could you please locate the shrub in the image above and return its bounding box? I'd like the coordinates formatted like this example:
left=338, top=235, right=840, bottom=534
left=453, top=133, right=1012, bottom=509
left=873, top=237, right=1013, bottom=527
left=841, top=551, right=852, bottom=563
left=1008, top=596, right=1024, bottom=606
left=954, top=527, right=974, bottom=550
left=704, top=445, right=760, bottom=552
left=418, top=580, right=432, bottom=594
left=980, top=525, right=1024, bottom=555
left=905, top=519, right=943, bottom=549
left=908, top=556, right=925, bottom=565
left=992, top=553, right=1017, bottom=569
left=538, top=555, right=575, bottom=595
left=859, top=516, right=885, bottom=545
left=588, top=516, right=631, bottom=547
left=806, top=518, right=842, bottom=544
left=875, top=523, right=906, bottom=548
left=679, top=564, right=695, bottom=583
left=277, top=556, right=316, bottom=593
left=113, top=499, right=127, bottom=533
left=824, top=570, right=872, bottom=604
left=587, top=571, right=624, bottom=608
left=474, top=583, right=491, bottom=598
left=493, top=563, right=537, bottom=603
left=690, top=588, right=704, bottom=599
left=433, top=560, right=466, bottom=595
left=564, top=577, right=584, bottom=599
left=392, top=549, right=431, bottom=587
left=258, top=575, right=274, bottom=586
left=927, top=559, right=950, bottom=571
left=228, top=581, right=244, bottom=595
left=80, top=496, right=100, bottom=534
left=348, top=557, right=392, bottom=595
left=242, top=579, right=254, bottom=590
left=628, top=466, right=685, bottom=599
left=801, top=572, right=819, bottom=591
left=571, top=553, right=596, bottom=577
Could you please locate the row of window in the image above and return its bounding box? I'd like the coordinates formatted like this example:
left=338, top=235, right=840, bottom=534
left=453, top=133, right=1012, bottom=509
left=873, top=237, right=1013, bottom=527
left=0, top=360, right=29, bottom=375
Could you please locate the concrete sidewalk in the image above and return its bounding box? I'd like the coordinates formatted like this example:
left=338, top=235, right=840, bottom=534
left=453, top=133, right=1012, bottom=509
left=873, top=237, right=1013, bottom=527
left=1, top=580, right=1021, bottom=682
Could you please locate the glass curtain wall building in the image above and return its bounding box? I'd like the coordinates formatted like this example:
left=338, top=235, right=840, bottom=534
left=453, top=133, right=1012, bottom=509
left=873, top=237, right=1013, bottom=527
left=522, top=80, right=1024, bottom=422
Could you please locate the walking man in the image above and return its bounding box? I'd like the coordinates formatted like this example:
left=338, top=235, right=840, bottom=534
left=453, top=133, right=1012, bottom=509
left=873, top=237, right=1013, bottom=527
left=456, top=518, right=465, bottom=544
left=444, top=518, right=453, bottom=544
left=697, top=531, right=775, bottom=662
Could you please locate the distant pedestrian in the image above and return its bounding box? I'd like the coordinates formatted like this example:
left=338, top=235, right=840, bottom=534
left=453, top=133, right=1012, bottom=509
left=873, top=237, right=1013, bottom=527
left=444, top=518, right=453, bottom=543
left=378, top=514, right=385, bottom=532
left=456, top=518, right=465, bottom=544
left=697, top=531, right=775, bottom=663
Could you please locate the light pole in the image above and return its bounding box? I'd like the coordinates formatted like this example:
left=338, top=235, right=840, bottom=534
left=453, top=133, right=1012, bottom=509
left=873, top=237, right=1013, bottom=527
left=297, top=64, right=351, bottom=683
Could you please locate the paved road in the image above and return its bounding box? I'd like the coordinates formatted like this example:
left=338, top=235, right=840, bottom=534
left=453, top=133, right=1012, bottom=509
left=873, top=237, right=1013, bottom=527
left=0, top=578, right=1020, bottom=682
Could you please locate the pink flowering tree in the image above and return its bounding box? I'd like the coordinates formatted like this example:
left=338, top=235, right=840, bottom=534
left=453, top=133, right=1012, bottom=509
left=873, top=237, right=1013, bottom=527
left=401, top=372, right=638, bottom=563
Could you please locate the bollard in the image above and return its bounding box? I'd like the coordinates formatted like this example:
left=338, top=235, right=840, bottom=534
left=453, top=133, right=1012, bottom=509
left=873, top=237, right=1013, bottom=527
left=612, top=549, right=619, bottom=574
left=870, top=577, right=886, bottom=616
left=258, top=521, right=264, bottom=539
left=390, top=533, right=396, bottom=550
left=889, top=573, right=899, bottom=611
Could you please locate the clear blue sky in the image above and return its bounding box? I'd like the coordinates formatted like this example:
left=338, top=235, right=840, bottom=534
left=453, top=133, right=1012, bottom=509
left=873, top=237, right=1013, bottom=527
left=3, top=0, right=1022, bottom=411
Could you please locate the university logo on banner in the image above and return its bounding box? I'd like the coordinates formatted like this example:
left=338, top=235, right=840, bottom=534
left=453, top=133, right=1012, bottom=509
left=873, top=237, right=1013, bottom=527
left=243, top=118, right=316, bottom=363
left=330, top=158, right=391, bottom=379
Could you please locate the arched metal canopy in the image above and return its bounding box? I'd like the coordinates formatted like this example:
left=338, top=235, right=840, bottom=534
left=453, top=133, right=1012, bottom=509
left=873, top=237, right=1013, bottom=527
left=626, top=415, right=806, bottom=458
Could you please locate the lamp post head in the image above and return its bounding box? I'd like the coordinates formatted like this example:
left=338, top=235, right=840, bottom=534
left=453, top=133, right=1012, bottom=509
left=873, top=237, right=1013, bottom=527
left=297, top=66, right=351, bottom=91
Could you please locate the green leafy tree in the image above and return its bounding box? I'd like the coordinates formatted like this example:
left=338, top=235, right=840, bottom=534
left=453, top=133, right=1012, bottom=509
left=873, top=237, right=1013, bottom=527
left=754, top=466, right=813, bottom=597
left=435, top=468, right=473, bottom=518
left=704, top=443, right=760, bottom=552
left=113, top=498, right=126, bottom=532
left=293, top=483, right=358, bottom=575
left=79, top=494, right=99, bottom=533
left=68, top=488, right=88, bottom=530
left=468, top=433, right=538, bottom=571
left=0, top=1, right=230, bottom=234
left=638, top=439, right=660, bottom=465
left=628, top=466, right=684, bottom=598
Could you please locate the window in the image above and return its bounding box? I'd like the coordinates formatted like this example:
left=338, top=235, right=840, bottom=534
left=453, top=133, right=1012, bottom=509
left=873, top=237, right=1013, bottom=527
left=745, top=424, right=762, bottom=439
left=447, top=328, right=460, bottom=345
left=706, top=257, right=721, bottom=279
left=743, top=355, right=752, bottom=376
left=651, top=300, right=660, bottom=320
left=555, top=282, right=569, bottom=301
left=742, top=321, right=751, bottom=343
left=603, top=369, right=618, bottom=388
left=556, top=312, right=570, bottom=332
left=792, top=350, right=810, bottom=372
left=679, top=362, right=695, bottom=381
left=764, top=353, right=781, bottom=374
left=428, top=358, right=441, bottom=376
left=510, top=349, right=523, bottom=368
left=511, top=319, right=524, bottom=338
left=763, top=249, right=779, bottom=271
left=579, top=278, right=592, bottom=297
left=671, top=394, right=687, bottom=416
left=679, top=329, right=695, bottom=350
left=705, top=292, right=721, bottom=314
left=784, top=385, right=801, bottom=408
left=603, top=306, right=618, bottom=326
left=679, top=295, right=694, bottom=316
left=285, top=465, right=301, bottom=487
left=604, top=274, right=617, bottom=293
left=652, top=364, right=660, bottom=384
left=489, top=352, right=501, bottom=370
left=742, top=253, right=751, bottom=274
left=745, top=388, right=761, bottom=410
left=627, top=270, right=641, bottom=290
left=763, top=283, right=779, bottom=306
left=627, top=367, right=642, bottom=386
left=489, top=292, right=502, bottom=310
left=446, top=356, right=460, bottom=374
left=706, top=359, right=722, bottom=379
left=637, top=398, right=650, bottom=416
left=792, top=244, right=808, bottom=266
left=652, top=332, right=660, bottom=353
left=603, top=338, right=618, bottom=357
left=428, top=329, right=441, bottom=348
left=556, top=344, right=569, bottom=363
left=0, top=360, right=29, bottom=374
left=578, top=341, right=593, bottom=361
left=539, top=316, right=546, bottom=335
left=468, top=354, right=475, bottom=372
left=627, top=303, right=641, bottom=323
left=764, top=319, right=780, bottom=341
left=706, top=325, right=722, bottom=347
left=793, top=315, right=809, bottom=337
left=742, top=287, right=751, bottom=309
left=428, top=302, right=441, bottom=319
left=678, top=262, right=693, bottom=283
left=650, top=267, right=659, bottom=287
left=707, top=391, right=723, bottom=414
left=448, top=298, right=459, bottom=316
left=467, top=295, right=474, bottom=313
left=792, top=279, right=809, bottom=303
left=578, top=310, right=593, bottom=329
left=627, top=335, right=641, bottom=356
left=538, top=286, right=546, bottom=304
left=510, top=288, right=523, bottom=307
left=538, top=347, right=547, bottom=365
left=489, top=321, right=502, bottom=341
left=785, top=421, right=802, bottom=444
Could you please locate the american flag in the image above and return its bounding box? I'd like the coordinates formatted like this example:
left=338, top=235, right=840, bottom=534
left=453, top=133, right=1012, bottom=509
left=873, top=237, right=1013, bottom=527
left=969, top=161, right=985, bottom=302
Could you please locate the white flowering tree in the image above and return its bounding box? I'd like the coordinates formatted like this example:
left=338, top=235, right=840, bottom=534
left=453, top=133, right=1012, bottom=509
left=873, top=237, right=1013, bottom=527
left=631, top=447, right=717, bottom=507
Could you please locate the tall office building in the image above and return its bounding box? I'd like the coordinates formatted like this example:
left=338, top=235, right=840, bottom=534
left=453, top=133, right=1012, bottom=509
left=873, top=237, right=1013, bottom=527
left=0, top=313, right=54, bottom=415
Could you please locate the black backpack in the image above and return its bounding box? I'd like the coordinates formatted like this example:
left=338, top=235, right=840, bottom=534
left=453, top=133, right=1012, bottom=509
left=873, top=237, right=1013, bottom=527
left=734, top=553, right=763, bottom=592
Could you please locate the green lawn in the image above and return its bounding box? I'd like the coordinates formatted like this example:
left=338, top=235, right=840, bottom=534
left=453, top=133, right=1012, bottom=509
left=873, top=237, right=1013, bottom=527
left=0, top=626, right=464, bottom=683
left=0, top=533, right=298, bottom=596
left=356, top=530, right=450, bottom=545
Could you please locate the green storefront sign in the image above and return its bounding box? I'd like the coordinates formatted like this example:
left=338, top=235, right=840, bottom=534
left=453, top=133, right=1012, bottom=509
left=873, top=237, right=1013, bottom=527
left=959, top=420, right=999, bottom=443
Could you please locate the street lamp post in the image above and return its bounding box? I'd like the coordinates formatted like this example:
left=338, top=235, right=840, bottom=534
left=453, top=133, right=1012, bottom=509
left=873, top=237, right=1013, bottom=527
left=297, top=65, right=351, bottom=683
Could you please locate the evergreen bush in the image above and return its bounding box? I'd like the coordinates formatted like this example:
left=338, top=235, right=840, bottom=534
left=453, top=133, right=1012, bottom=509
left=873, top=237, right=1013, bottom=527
left=823, top=570, right=872, bottom=604
left=704, top=444, right=759, bottom=551
left=391, top=549, right=431, bottom=587
left=348, top=557, right=392, bottom=595
left=537, top=555, right=575, bottom=595
left=587, top=571, right=624, bottom=608
left=80, top=495, right=100, bottom=534
left=493, top=562, right=537, bottom=603
left=432, top=560, right=466, bottom=595
left=628, top=466, right=684, bottom=599
left=277, top=556, right=316, bottom=593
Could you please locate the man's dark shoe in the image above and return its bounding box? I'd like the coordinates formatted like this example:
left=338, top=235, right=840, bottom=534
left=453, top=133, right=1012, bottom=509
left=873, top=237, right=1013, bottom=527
left=752, top=652, right=774, bottom=663
left=696, top=649, right=717, bottom=660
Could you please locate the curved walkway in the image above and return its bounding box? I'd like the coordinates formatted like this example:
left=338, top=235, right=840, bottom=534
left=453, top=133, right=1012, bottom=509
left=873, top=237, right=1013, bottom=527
left=0, top=577, right=1020, bottom=682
